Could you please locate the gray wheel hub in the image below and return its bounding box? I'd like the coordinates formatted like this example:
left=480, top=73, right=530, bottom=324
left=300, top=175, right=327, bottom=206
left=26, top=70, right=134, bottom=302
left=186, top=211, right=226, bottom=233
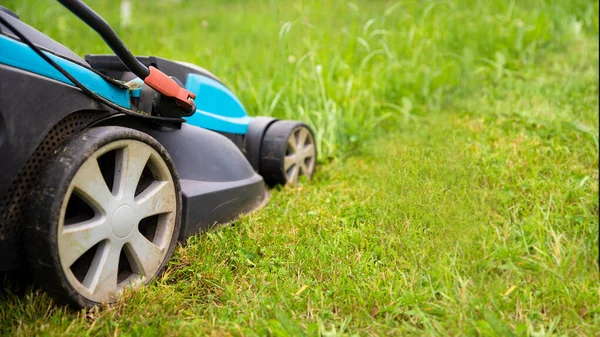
left=58, top=139, right=177, bottom=303
left=284, top=127, right=316, bottom=183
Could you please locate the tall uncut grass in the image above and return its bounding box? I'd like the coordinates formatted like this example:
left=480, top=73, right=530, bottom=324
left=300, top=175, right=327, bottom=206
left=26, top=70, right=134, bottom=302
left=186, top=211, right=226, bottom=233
left=5, top=0, right=599, bottom=157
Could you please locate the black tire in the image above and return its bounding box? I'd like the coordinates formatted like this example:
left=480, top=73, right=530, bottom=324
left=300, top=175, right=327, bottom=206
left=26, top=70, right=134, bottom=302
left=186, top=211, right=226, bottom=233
left=25, top=126, right=182, bottom=308
left=260, top=120, right=317, bottom=186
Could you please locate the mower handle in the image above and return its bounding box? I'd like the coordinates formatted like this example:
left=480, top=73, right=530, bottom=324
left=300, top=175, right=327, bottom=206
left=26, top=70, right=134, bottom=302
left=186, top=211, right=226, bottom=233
left=57, top=0, right=196, bottom=112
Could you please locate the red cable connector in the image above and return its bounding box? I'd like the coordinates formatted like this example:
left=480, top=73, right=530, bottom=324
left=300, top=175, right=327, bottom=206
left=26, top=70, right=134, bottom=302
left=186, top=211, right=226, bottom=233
left=144, top=66, right=196, bottom=110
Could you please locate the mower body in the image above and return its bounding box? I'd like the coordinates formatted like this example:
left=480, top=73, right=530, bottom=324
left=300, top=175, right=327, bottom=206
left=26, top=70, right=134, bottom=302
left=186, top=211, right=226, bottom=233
left=0, top=9, right=272, bottom=271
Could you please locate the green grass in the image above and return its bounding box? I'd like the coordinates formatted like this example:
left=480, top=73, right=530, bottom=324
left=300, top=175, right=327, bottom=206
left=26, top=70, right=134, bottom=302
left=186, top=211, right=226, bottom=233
left=1, top=0, right=599, bottom=336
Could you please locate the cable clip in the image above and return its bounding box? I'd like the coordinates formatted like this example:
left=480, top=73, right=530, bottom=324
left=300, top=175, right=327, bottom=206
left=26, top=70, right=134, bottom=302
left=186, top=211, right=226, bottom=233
left=144, top=66, right=196, bottom=110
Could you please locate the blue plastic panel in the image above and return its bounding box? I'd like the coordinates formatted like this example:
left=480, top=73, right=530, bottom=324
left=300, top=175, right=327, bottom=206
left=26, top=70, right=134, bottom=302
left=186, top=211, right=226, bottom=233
left=0, top=34, right=131, bottom=108
left=184, top=73, right=249, bottom=134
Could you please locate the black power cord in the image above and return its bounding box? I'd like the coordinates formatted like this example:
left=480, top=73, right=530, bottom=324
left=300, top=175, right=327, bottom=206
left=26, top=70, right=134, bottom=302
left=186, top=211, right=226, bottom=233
left=56, top=0, right=150, bottom=80
left=0, top=15, right=184, bottom=123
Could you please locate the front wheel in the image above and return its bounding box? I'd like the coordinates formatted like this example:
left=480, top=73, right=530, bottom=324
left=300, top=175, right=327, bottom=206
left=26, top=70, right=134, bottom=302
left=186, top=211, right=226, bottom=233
left=25, top=126, right=182, bottom=308
left=259, top=121, right=317, bottom=186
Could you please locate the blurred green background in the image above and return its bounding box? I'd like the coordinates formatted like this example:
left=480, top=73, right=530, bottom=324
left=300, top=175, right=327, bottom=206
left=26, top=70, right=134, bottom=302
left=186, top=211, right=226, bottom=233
left=4, top=0, right=598, bottom=157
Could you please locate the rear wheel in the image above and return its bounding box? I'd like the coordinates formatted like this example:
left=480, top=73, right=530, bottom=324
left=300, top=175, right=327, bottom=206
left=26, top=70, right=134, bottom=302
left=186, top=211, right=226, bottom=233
left=25, top=126, right=181, bottom=308
left=260, top=121, right=317, bottom=186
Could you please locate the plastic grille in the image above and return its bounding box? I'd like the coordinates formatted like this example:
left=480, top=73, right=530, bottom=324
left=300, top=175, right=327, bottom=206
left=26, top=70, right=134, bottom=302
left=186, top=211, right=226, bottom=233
left=0, top=111, right=100, bottom=242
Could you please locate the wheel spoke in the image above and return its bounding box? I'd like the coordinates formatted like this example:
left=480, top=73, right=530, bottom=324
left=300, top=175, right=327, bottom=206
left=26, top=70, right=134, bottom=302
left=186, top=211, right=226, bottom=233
left=135, top=180, right=175, bottom=218
left=59, top=217, right=110, bottom=268
left=284, top=155, right=296, bottom=171
left=287, top=136, right=298, bottom=153
left=303, top=144, right=315, bottom=157
left=298, top=128, right=309, bottom=148
left=86, top=241, right=121, bottom=298
left=113, top=143, right=152, bottom=200
left=299, top=162, right=311, bottom=177
left=126, top=231, right=164, bottom=277
left=287, top=164, right=299, bottom=183
left=72, top=159, right=114, bottom=212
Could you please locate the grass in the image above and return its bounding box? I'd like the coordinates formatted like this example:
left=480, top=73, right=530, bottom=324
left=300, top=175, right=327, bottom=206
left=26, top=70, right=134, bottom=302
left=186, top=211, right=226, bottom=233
left=1, top=0, right=599, bottom=335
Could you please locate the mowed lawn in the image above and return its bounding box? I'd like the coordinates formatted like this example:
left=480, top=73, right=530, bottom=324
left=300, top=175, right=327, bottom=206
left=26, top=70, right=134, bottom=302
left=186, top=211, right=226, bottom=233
left=1, top=0, right=599, bottom=336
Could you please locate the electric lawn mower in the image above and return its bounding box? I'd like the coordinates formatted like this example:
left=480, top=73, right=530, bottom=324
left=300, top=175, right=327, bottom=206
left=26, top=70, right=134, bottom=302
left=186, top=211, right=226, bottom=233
left=0, top=1, right=317, bottom=308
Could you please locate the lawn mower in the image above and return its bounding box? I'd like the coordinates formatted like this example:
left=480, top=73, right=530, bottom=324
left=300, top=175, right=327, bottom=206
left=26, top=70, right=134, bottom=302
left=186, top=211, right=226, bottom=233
left=0, top=1, right=317, bottom=308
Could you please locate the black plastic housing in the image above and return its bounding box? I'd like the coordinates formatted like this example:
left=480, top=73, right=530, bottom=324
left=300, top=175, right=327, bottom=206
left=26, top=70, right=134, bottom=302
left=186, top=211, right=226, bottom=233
left=0, top=54, right=267, bottom=272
